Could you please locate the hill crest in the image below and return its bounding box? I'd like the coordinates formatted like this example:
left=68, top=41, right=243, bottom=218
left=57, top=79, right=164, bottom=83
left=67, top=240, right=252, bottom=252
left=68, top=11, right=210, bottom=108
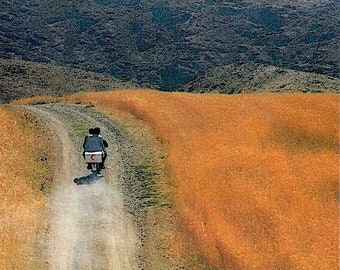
left=182, top=62, right=340, bottom=94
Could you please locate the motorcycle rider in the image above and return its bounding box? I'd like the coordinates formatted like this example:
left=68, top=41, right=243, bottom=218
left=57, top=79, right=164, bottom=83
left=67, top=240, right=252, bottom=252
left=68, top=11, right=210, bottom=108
left=82, top=128, right=94, bottom=157
left=83, top=127, right=108, bottom=170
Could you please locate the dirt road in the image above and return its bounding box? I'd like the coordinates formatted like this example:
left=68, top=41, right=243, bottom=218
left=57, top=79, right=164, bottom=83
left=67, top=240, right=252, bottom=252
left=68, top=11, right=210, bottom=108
left=28, top=104, right=138, bottom=270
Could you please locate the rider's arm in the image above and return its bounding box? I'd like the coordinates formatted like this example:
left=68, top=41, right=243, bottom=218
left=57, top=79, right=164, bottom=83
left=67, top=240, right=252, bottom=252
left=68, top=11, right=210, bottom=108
left=100, top=137, right=105, bottom=150
left=82, top=135, right=88, bottom=149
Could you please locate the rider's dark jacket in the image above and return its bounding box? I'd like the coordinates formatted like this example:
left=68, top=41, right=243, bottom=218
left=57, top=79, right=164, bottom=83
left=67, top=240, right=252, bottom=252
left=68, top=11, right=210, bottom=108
left=83, top=134, right=105, bottom=152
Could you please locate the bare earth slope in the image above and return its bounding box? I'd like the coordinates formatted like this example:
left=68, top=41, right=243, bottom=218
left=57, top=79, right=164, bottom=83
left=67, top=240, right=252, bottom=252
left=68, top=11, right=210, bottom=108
left=27, top=104, right=138, bottom=269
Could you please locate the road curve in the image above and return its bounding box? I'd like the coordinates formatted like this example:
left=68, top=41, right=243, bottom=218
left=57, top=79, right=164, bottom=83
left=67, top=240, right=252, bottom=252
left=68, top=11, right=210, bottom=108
left=27, top=104, right=138, bottom=270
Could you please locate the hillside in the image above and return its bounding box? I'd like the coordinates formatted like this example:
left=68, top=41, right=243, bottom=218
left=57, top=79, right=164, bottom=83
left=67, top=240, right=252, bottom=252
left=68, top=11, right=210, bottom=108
left=0, top=58, right=137, bottom=103
left=182, top=62, right=340, bottom=94
left=45, top=90, right=337, bottom=270
left=0, top=106, right=54, bottom=268
left=2, top=59, right=339, bottom=104
left=1, top=0, right=339, bottom=90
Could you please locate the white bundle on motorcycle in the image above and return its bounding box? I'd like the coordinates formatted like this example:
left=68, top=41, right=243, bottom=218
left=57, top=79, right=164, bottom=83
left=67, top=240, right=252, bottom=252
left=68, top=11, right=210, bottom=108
left=84, top=152, right=103, bottom=163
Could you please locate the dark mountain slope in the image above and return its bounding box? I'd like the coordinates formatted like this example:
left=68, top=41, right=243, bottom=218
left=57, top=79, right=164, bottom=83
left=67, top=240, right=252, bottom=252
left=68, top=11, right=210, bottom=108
left=0, top=0, right=339, bottom=90
left=182, top=62, right=340, bottom=94
left=0, top=59, right=137, bottom=103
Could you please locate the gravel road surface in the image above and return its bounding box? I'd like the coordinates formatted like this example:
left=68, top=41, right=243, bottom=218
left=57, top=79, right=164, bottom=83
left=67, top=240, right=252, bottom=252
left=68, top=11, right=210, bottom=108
left=28, top=104, right=138, bottom=270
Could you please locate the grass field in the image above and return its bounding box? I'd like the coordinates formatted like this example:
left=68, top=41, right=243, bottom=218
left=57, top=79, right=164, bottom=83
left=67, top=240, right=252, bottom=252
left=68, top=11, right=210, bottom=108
left=15, top=90, right=339, bottom=269
left=0, top=106, right=53, bottom=269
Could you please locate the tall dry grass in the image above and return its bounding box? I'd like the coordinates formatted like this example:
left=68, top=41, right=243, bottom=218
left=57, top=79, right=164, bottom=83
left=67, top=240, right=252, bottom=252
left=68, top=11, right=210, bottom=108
left=0, top=107, right=52, bottom=269
left=63, top=90, right=338, bottom=269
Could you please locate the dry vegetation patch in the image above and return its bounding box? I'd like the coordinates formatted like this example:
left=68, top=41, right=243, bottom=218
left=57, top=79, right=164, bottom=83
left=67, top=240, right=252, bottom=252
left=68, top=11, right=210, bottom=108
left=0, top=106, right=54, bottom=269
left=23, top=90, right=338, bottom=269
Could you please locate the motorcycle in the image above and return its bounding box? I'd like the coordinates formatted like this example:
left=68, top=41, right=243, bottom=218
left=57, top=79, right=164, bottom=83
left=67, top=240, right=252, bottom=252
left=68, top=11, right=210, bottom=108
left=84, top=151, right=104, bottom=177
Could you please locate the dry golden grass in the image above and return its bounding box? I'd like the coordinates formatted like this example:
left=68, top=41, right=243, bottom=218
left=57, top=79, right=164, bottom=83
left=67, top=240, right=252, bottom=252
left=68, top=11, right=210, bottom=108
left=60, top=90, right=338, bottom=269
left=0, top=107, right=52, bottom=269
